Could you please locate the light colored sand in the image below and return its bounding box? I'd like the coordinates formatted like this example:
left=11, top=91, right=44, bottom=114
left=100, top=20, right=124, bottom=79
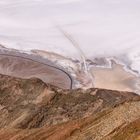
left=91, top=61, right=140, bottom=94
left=0, top=54, right=72, bottom=89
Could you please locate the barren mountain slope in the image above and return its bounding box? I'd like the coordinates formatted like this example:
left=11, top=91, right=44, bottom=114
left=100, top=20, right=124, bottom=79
left=0, top=74, right=139, bottom=140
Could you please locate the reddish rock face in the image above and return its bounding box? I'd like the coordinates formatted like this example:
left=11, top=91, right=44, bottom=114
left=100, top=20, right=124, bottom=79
left=0, top=74, right=139, bottom=140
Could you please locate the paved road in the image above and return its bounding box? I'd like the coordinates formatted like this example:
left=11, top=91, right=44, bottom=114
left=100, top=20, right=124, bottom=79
left=0, top=53, right=73, bottom=89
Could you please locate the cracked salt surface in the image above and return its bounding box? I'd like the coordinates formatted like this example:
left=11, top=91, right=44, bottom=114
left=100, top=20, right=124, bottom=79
left=0, top=0, right=140, bottom=84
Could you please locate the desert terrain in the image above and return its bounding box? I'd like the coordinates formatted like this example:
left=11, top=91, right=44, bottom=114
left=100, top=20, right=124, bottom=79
left=0, top=0, right=140, bottom=139
left=0, top=49, right=73, bottom=89
left=91, top=60, right=140, bottom=94
left=0, top=74, right=139, bottom=140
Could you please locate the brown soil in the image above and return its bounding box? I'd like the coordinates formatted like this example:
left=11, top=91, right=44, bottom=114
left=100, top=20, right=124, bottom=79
left=0, top=74, right=139, bottom=140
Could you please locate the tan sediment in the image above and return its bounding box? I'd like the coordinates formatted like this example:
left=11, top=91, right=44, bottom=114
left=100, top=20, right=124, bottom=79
left=91, top=61, right=140, bottom=93
left=32, top=88, right=56, bottom=104
left=0, top=54, right=72, bottom=89
left=9, top=111, right=29, bottom=128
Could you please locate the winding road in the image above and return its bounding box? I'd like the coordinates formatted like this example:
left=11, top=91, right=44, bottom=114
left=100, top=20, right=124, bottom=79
left=0, top=52, right=73, bottom=89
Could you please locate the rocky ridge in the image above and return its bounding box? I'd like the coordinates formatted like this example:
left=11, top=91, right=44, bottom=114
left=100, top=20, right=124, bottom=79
left=0, top=74, right=139, bottom=140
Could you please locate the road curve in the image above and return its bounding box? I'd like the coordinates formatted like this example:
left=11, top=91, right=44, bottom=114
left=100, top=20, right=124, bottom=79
left=0, top=53, right=73, bottom=89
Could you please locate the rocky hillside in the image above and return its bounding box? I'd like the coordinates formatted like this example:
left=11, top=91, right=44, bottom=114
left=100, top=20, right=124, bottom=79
left=0, top=74, right=139, bottom=140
